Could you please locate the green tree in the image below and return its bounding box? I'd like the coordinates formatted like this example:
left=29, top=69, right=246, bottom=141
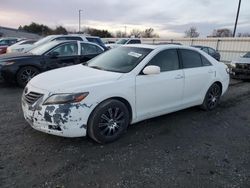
left=19, top=22, right=68, bottom=36
left=85, top=28, right=113, bottom=37
left=53, top=26, right=68, bottom=35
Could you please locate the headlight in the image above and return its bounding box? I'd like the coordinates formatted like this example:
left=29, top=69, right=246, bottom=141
left=43, top=92, right=89, bottom=105
left=2, top=62, right=15, bottom=66
left=230, top=63, right=236, bottom=68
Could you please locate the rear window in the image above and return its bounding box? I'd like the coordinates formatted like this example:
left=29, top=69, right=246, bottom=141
left=180, top=49, right=203, bottom=68
left=127, top=40, right=141, bottom=44
left=86, top=37, right=104, bottom=46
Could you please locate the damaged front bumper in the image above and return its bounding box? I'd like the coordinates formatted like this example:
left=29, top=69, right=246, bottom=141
left=230, top=63, right=250, bottom=80
left=21, top=86, right=94, bottom=138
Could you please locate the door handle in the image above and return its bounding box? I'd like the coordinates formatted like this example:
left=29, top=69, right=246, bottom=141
left=175, top=75, right=184, bottom=79
left=208, top=70, right=215, bottom=74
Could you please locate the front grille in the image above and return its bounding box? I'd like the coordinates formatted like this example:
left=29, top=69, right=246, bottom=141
left=236, top=63, right=250, bottom=70
left=23, top=91, right=43, bottom=105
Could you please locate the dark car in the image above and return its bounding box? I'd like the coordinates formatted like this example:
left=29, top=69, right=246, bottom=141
left=0, top=37, right=21, bottom=54
left=85, top=36, right=108, bottom=51
left=0, top=40, right=104, bottom=87
left=193, top=46, right=221, bottom=61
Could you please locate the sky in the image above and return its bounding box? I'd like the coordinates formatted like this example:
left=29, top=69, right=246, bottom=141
left=0, top=0, right=249, bottom=37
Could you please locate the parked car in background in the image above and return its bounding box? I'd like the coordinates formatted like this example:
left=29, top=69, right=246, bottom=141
left=156, top=42, right=182, bottom=45
left=0, top=40, right=104, bottom=87
left=193, top=46, right=221, bottom=61
left=85, top=36, right=108, bottom=50
left=7, top=35, right=107, bottom=53
left=106, top=38, right=141, bottom=49
left=0, top=37, right=21, bottom=54
left=7, top=39, right=37, bottom=53
left=230, top=52, right=250, bottom=80
left=22, top=45, right=229, bottom=143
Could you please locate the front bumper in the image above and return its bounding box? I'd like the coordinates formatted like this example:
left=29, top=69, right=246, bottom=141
left=230, top=68, right=250, bottom=79
left=22, top=86, right=94, bottom=138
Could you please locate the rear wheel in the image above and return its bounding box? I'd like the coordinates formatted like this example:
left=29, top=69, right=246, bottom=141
left=201, top=83, right=222, bottom=111
left=16, top=66, right=40, bottom=87
left=88, top=99, right=130, bottom=144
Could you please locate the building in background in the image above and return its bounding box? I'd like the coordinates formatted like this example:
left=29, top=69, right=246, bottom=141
left=0, top=26, right=40, bottom=39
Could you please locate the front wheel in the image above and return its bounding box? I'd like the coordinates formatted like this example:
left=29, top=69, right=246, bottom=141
left=16, top=66, right=40, bottom=87
left=87, top=99, right=130, bottom=144
left=201, top=83, right=222, bottom=111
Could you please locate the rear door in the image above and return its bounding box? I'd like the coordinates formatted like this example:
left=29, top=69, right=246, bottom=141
left=135, top=49, right=184, bottom=120
left=45, top=42, right=80, bottom=69
left=80, top=43, right=104, bottom=63
left=179, top=49, right=216, bottom=106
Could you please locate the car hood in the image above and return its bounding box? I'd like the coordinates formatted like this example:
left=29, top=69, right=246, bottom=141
left=10, top=44, right=34, bottom=52
left=0, top=52, right=37, bottom=62
left=232, top=57, right=250, bottom=64
left=28, top=64, right=123, bottom=93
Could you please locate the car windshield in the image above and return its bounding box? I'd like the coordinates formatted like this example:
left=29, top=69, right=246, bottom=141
left=86, top=47, right=152, bottom=73
left=243, top=52, right=250, bottom=58
left=116, top=39, right=128, bottom=44
left=30, top=41, right=58, bottom=55
left=33, top=36, right=55, bottom=46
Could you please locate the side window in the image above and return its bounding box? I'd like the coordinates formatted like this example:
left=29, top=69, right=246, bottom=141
left=81, top=43, right=102, bottom=55
left=66, top=37, right=83, bottom=41
left=201, top=55, right=212, bottom=66
left=0, top=40, right=8, bottom=45
left=128, top=40, right=140, bottom=44
left=10, top=39, right=17, bottom=45
left=202, top=47, right=209, bottom=54
left=208, top=48, right=216, bottom=54
left=54, top=37, right=66, bottom=41
left=21, top=40, right=36, bottom=45
left=147, top=49, right=179, bottom=72
left=49, top=43, right=78, bottom=56
left=86, top=37, right=97, bottom=43
left=180, top=49, right=203, bottom=68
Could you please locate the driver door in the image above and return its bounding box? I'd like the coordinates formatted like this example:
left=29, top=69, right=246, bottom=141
left=45, top=42, right=80, bottom=70
left=135, top=49, right=184, bottom=120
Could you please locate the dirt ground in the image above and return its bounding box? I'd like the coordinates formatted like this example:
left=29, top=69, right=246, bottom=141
left=0, top=79, right=250, bottom=188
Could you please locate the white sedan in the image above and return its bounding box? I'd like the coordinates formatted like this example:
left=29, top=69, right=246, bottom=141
left=22, top=45, right=230, bottom=143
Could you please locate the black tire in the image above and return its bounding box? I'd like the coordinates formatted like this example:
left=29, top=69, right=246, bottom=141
left=88, top=99, right=130, bottom=144
left=16, top=66, right=40, bottom=88
left=201, top=83, right=222, bottom=111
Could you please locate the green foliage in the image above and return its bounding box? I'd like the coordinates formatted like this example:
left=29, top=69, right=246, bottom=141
left=19, top=22, right=68, bottom=36
left=85, top=28, right=113, bottom=38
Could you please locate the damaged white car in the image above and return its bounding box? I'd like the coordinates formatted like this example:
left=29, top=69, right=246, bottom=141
left=22, top=45, right=230, bottom=143
left=230, top=52, right=250, bottom=80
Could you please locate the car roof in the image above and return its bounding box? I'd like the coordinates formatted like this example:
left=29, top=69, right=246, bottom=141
left=44, top=40, right=104, bottom=49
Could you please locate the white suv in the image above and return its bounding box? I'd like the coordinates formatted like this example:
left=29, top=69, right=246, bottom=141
left=106, top=38, right=141, bottom=49
left=7, top=35, right=107, bottom=53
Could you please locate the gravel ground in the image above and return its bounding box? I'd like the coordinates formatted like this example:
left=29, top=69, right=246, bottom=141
left=0, top=80, right=250, bottom=188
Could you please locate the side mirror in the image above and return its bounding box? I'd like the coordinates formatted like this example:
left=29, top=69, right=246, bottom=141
left=143, top=65, right=160, bottom=75
left=49, top=51, right=59, bottom=58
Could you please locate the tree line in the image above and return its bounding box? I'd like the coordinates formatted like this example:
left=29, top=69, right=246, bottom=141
left=18, top=22, right=159, bottom=38
left=185, top=26, right=250, bottom=38
left=19, top=22, right=250, bottom=38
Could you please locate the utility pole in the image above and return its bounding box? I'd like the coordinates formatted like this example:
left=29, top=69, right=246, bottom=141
left=79, top=9, right=83, bottom=33
left=233, top=0, right=242, bottom=37
left=125, top=26, right=127, bottom=37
